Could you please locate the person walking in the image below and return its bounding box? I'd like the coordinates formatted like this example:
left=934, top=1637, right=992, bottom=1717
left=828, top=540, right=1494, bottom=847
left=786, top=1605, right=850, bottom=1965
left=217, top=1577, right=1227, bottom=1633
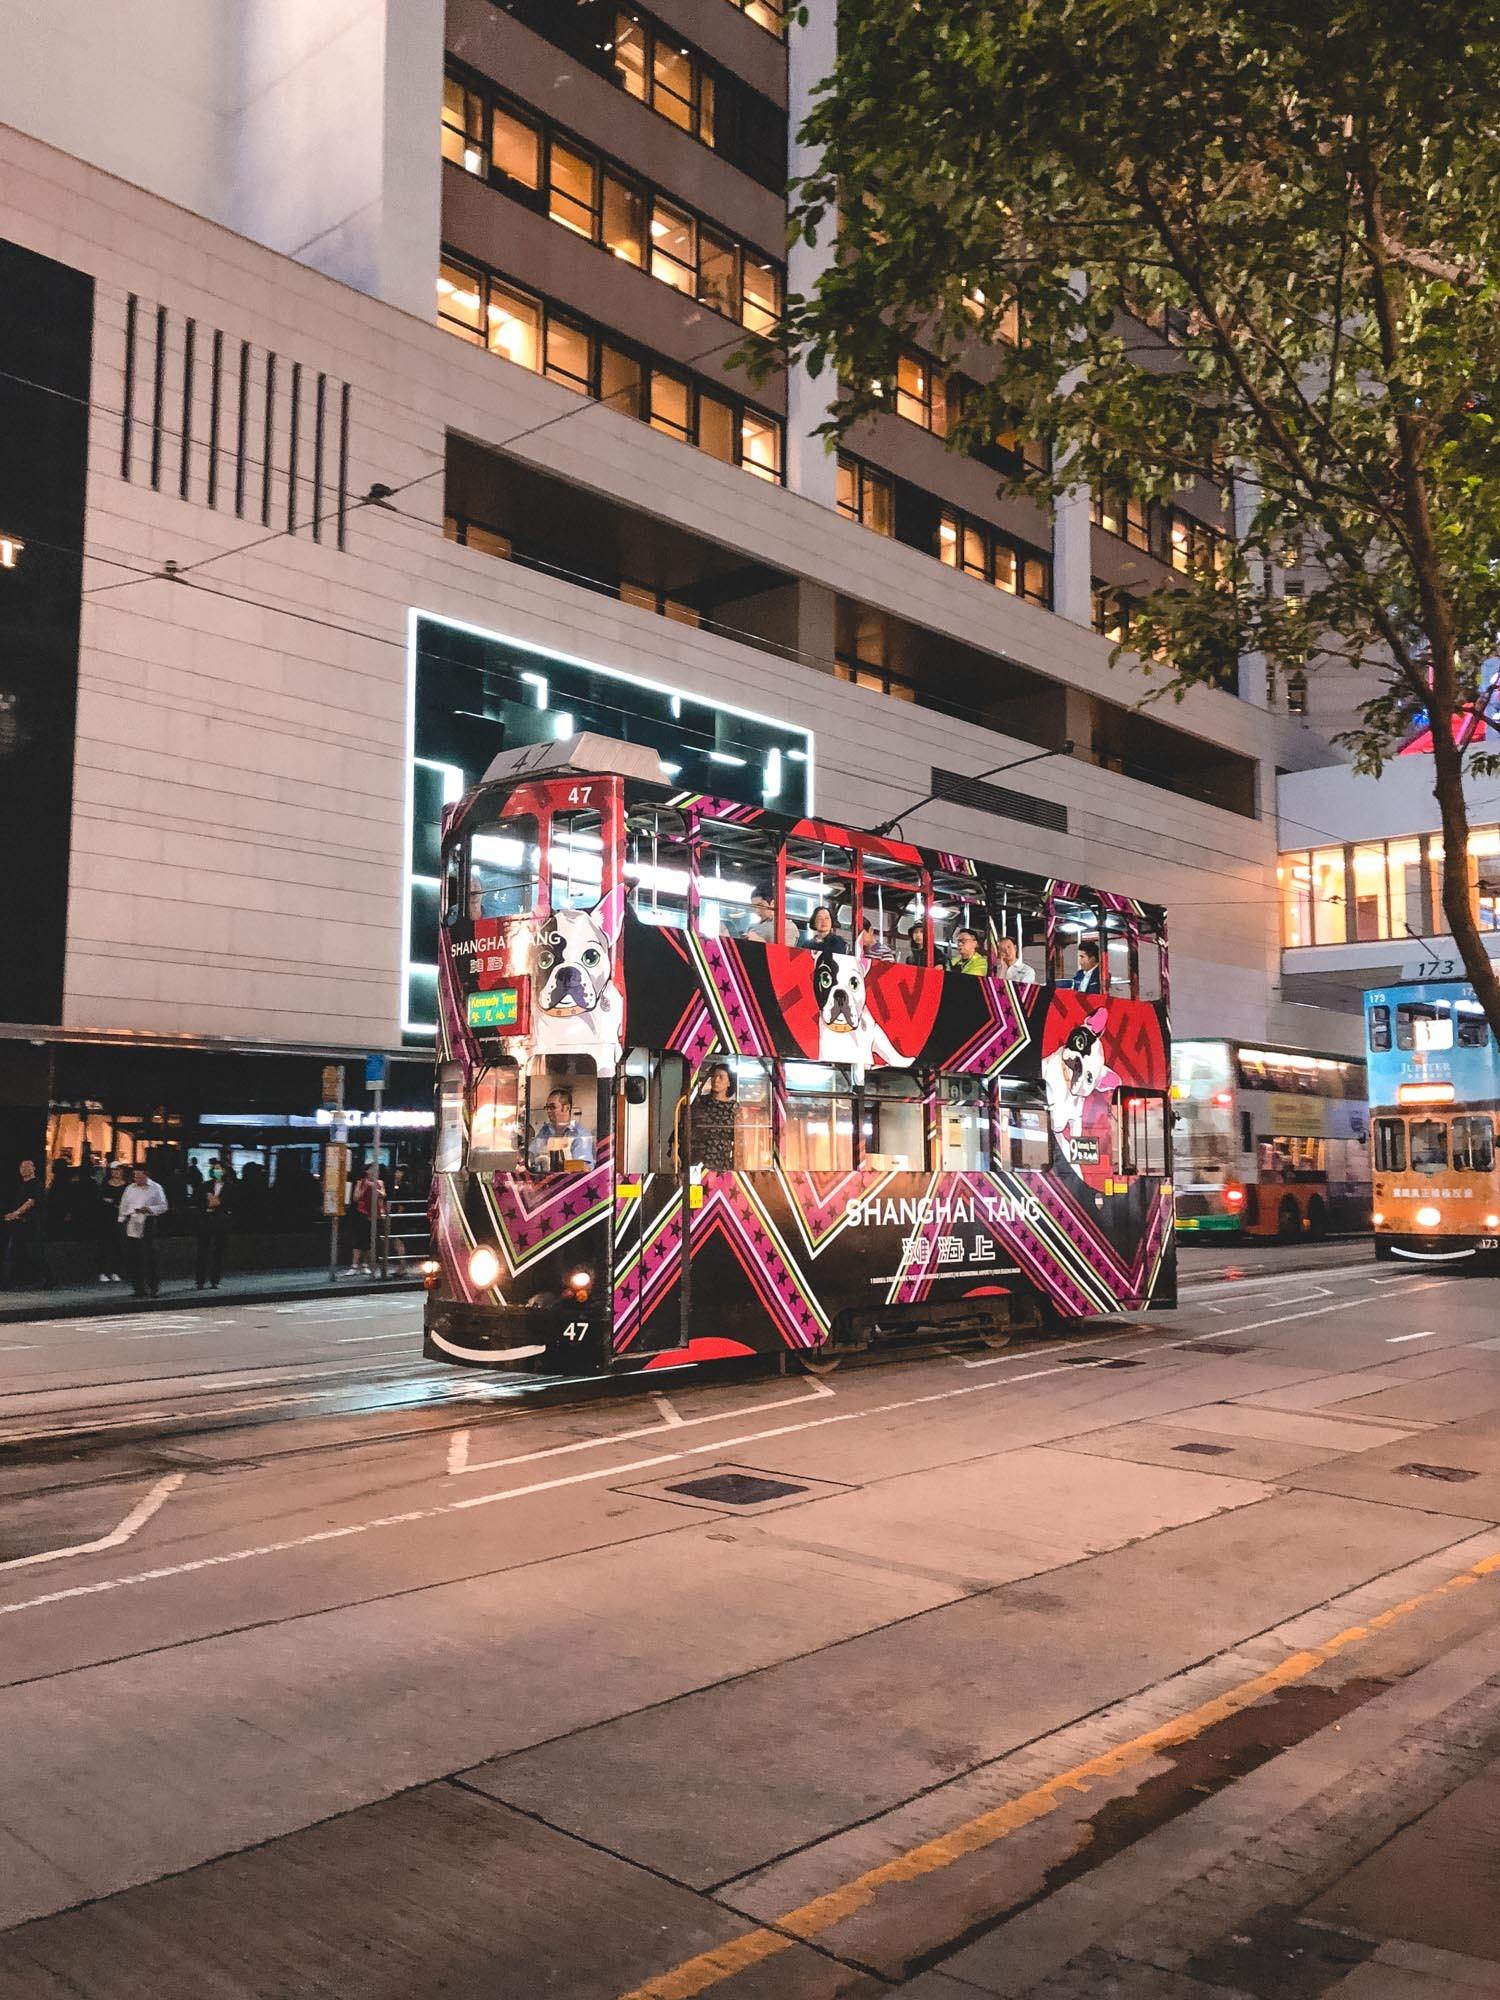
left=193, top=1158, right=233, bottom=1289
left=119, top=1165, right=168, bottom=1298
left=3, top=1159, right=55, bottom=1290
left=96, top=1162, right=128, bottom=1282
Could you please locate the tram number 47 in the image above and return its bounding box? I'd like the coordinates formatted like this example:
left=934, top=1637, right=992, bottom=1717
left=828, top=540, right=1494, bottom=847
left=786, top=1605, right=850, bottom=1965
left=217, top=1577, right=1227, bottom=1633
left=565, top=785, right=593, bottom=805
left=561, top=1320, right=591, bottom=1342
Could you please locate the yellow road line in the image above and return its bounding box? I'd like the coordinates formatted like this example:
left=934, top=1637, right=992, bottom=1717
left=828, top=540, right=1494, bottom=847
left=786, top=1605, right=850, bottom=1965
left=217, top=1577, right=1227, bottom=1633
left=618, top=1544, right=1500, bottom=2000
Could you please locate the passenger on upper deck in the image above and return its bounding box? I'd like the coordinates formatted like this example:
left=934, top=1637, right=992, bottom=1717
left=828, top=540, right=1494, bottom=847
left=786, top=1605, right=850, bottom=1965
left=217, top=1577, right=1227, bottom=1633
left=952, top=929, right=990, bottom=976
left=856, top=915, right=893, bottom=960
left=1072, top=941, right=1102, bottom=994
left=997, top=937, right=1038, bottom=985
left=745, top=883, right=797, bottom=945
left=804, top=906, right=850, bottom=952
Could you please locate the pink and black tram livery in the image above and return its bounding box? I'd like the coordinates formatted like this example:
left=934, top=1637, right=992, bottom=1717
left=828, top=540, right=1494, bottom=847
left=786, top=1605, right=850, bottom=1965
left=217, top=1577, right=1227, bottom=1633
left=425, top=735, right=1175, bottom=1371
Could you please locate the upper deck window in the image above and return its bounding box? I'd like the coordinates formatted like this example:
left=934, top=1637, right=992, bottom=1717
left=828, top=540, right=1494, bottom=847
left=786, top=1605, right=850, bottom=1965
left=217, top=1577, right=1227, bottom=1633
left=1456, top=999, right=1492, bottom=1048
left=1397, top=1001, right=1452, bottom=1053
left=550, top=807, right=605, bottom=910
left=469, top=817, right=541, bottom=918
left=626, top=806, right=689, bottom=929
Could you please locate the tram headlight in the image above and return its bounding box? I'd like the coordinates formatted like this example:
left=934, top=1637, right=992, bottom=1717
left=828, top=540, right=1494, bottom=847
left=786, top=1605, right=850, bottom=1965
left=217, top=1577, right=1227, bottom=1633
left=1372, top=1211, right=1385, bottom=1229
left=566, top=1267, right=593, bottom=1300
left=1487, top=1214, right=1500, bottom=1231
left=1415, top=1205, right=1442, bottom=1230
left=468, top=1244, right=502, bottom=1290
left=420, top=1257, right=441, bottom=1288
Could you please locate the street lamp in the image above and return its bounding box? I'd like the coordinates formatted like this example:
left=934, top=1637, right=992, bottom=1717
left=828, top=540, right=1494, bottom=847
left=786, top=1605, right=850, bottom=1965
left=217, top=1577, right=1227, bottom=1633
left=868, top=741, right=1075, bottom=839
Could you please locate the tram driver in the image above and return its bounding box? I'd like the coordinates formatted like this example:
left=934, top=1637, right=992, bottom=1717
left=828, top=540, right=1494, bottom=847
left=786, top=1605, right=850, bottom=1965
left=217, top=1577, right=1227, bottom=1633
left=528, top=1086, right=596, bottom=1173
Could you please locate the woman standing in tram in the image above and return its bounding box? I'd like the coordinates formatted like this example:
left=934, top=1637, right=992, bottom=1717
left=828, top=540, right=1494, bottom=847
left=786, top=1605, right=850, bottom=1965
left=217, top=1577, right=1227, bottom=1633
left=691, top=1063, right=739, bottom=1172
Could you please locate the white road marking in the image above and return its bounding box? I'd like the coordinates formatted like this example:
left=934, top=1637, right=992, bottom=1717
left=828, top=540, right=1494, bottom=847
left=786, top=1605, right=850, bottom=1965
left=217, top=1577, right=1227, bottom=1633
left=447, top=1429, right=470, bottom=1476
left=1270, top=1289, right=1333, bottom=1306
left=651, top=1392, right=685, bottom=1427
left=1387, top=1330, right=1439, bottom=1343
left=0, top=1280, right=1443, bottom=1621
left=0, top=1343, right=37, bottom=1353
left=0, top=1473, right=184, bottom=1574
left=334, top=1331, right=417, bottom=1345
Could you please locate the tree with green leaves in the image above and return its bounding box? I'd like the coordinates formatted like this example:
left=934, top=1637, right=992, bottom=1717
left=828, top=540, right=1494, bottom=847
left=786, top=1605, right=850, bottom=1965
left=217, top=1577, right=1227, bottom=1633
left=779, top=0, right=1500, bottom=1033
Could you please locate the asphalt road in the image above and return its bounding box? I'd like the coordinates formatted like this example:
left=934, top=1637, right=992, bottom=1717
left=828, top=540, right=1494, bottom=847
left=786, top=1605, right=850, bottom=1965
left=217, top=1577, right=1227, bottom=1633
left=2, top=1242, right=1499, bottom=1998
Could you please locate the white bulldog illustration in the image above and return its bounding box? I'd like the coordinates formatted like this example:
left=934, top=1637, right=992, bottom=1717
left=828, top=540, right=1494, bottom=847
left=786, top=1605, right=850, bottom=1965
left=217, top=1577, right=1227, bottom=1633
left=1042, top=1006, right=1120, bottom=1165
left=525, top=892, right=625, bottom=1076
left=813, top=950, right=909, bottom=1074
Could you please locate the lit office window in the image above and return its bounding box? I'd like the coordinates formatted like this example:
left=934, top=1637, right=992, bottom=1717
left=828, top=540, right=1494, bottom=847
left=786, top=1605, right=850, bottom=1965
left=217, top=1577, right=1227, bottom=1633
left=491, top=103, right=541, bottom=188
left=740, top=410, right=781, bottom=483
left=442, top=78, right=486, bottom=174
left=486, top=283, right=541, bottom=369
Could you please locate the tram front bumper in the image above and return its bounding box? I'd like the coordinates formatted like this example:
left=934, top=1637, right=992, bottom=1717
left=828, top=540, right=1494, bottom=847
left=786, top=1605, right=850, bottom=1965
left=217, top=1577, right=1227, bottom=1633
left=423, top=1295, right=602, bottom=1370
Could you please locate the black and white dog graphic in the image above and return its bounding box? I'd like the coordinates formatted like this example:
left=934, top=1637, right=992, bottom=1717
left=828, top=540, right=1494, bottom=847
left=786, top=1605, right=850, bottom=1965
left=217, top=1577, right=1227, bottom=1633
left=526, top=891, right=625, bottom=1075
left=813, top=950, right=908, bottom=1074
left=1042, top=1006, right=1119, bottom=1165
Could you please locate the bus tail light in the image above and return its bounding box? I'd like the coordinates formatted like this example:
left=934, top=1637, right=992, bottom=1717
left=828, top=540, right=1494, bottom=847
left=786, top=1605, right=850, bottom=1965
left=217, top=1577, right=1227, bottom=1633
left=1224, top=1184, right=1245, bottom=1209
left=1415, top=1206, right=1442, bottom=1230
left=468, top=1244, right=502, bottom=1290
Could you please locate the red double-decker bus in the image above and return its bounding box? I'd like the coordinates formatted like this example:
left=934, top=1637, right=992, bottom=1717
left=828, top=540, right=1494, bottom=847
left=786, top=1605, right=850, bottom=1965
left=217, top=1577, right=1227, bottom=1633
left=425, top=735, right=1174, bottom=1373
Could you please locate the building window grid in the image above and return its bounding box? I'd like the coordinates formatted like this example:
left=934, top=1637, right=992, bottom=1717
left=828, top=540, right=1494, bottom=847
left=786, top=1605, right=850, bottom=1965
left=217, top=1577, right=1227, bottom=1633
left=938, top=507, right=1050, bottom=606
left=437, top=253, right=783, bottom=485
left=892, top=349, right=948, bottom=435
left=445, top=512, right=702, bottom=628
left=1280, top=830, right=1500, bottom=947
left=442, top=69, right=783, bottom=337
left=722, top=0, right=786, bottom=34
left=1092, top=489, right=1226, bottom=574
left=835, top=455, right=895, bottom=537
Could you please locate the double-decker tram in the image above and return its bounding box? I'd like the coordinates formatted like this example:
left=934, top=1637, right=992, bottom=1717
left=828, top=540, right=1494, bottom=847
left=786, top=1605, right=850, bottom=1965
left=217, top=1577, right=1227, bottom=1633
left=425, top=734, right=1176, bottom=1373
left=1366, top=979, right=1500, bottom=1264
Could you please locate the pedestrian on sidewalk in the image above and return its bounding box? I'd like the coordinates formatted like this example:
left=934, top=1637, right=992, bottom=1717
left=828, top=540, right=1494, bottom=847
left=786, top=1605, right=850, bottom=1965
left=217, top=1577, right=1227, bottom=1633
left=346, top=1163, right=386, bottom=1277
left=192, top=1158, right=233, bottom=1290
left=3, top=1159, right=56, bottom=1290
left=119, top=1166, right=168, bottom=1298
left=96, top=1162, right=128, bottom=1282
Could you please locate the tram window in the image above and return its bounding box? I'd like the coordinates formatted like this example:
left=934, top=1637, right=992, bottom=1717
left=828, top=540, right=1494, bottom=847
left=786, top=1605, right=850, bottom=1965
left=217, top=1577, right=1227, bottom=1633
left=689, top=1055, right=773, bottom=1170
left=1135, top=930, right=1165, bottom=1003
left=779, top=1061, right=855, bottom=1171
left=1453, top=1114, right=1495, bottom=1173
left=937, top=1075, right=991, bottom=1169
left=1456, top=1000, right=1491, bottom=1048
left=931, top=872, right=994, bottom=970
left=860, top=850, right=924, bottom=964
left=441, top=844, right=464, bottom=927
left=1119, top=1092, right=1169, bottom=1177
left=469, top=1063, right=524, bottom=1172
left=996, top=1079, right=1050, bottom=1168
left=1104, top=916, right=1132, bottom=997
left=1373, top=1117, right=1406, bottom=1172
left=626, top=807, right=689, bottom=929
left=731, top=1056, right=774, bottom=1169
left=786, top=835, right=855, bottom=946
left=469, top=817, right=540, bottom=919
left=550, top=808, right=604, bottom=910
left=436, top=1063, right=466, bottom=1174
left=860, top=1071, right=925, bottom=1169
left=620, top=1048, right=652, bottom=1176
left=525, top=1058, right=598, bottom=1175
left=1368, top=1003, right=1392, bottom=1052
left=695, top=820, right=775, bottom=940
left=1397, top=1001, right=1452, bottom=1052
left=992, top=890, right=1048, bottom=983
left=1408, top=1118, right=1449, bottom=1171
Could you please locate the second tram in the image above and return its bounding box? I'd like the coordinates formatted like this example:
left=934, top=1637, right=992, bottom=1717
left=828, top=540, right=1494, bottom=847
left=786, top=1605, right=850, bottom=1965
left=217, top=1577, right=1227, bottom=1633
left=425, top=735, right=1176, bottom=1373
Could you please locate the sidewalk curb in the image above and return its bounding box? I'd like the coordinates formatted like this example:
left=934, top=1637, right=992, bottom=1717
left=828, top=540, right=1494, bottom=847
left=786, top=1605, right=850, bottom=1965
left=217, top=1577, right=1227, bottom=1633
left=0, top=1276, right=422, bottom=1325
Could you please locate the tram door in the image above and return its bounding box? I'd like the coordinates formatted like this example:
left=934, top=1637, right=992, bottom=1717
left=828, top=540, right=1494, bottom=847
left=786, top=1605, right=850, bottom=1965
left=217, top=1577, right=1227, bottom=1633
left=615, top=1050, right=690, bottom=1355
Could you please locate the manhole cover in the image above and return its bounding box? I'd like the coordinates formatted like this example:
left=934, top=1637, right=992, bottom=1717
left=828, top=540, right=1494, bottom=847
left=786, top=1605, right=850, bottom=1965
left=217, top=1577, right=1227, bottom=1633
left=665, top=1473, right=808, bottom=1506
left=1196, top=1342, right=1256, bottom=1356
left=1397, top=1463, right=1479, bottom=1483
left=1174, top=1442, right=1232, bottom=1457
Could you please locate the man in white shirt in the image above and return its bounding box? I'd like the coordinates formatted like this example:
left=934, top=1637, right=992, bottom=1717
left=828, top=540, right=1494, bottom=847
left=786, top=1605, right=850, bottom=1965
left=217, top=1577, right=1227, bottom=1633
left=997, top=937, right=1039, bottom=985
left=119, top=1166, right=168, bottom=1297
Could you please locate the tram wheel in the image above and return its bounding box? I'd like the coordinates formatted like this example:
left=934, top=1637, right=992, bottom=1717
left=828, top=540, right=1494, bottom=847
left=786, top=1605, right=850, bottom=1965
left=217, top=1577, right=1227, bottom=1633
left=980, top=1328, right=1014, bottom=1352
left=1277, top=1197, right=1303, bottom=1243
left=797, top=1345, right=843, bottom=1376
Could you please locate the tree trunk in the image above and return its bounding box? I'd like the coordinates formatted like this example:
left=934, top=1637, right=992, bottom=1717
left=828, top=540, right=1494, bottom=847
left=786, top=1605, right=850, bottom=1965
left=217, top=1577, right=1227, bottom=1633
left=1428, top=719, right=1500, bottom=1039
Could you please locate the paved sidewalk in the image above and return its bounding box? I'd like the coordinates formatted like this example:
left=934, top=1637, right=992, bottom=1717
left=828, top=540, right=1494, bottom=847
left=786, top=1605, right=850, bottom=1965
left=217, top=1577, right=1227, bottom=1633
left=0, top=1263, right=420, bottom=1323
